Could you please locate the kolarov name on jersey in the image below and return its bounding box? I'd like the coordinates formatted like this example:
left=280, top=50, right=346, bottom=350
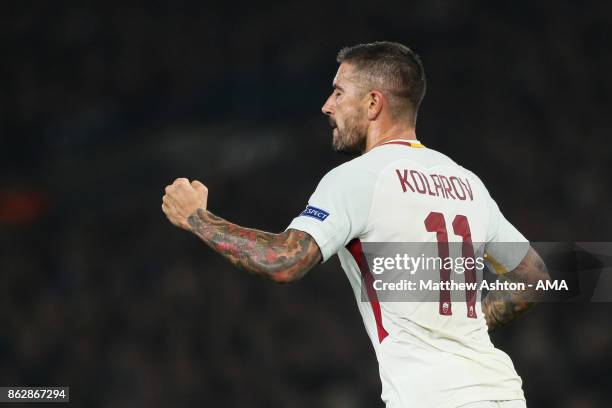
left=395, top=168, right=474, bottom=200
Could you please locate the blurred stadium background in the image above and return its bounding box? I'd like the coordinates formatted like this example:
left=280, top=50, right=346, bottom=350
left=1, top=1, right=611, bottom=407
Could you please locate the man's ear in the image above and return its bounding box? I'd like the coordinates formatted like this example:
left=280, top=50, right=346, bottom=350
left=367, top=91, right=384, bottom=120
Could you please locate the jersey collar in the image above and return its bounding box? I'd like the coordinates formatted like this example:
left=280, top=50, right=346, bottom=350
left=379, top=139, right=425, bottom=148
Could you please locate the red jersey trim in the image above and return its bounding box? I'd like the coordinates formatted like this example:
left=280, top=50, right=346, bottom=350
left=346, top=238, right=389, bottom=343
left=381, top=140, right=425, bottom=148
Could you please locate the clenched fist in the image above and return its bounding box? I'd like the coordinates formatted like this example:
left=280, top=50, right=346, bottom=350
left=162, top=178, right=208, bottom=230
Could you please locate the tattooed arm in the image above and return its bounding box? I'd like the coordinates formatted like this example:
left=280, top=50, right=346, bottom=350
left=162, top=178, right=322, bottom=283
left=481, top=247, right=550, bottom=331
left=187, top=209, right=321, bottom=282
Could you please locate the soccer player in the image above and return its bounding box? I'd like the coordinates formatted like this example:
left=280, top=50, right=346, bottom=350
left=162, top=42, right=550, bottom=408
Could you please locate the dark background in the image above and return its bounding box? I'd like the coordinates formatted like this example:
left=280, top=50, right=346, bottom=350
left=1, top=1, right=611, bottom=407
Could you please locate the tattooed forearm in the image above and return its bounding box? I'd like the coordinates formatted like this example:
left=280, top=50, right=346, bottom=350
left=187, top=208, right=322, bottom=282
left=481, top=275, right=530, bottom=332
left=482, top=248, right=550, bottom=331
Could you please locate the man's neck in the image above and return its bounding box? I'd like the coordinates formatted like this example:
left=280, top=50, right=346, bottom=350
left=364, top=125, right=417, bottom=153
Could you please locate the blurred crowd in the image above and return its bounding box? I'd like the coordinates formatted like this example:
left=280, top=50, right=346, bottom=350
left=1, top=1, right=611, bottom=407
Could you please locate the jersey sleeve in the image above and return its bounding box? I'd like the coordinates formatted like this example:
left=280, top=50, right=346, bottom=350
left=285, top=164, right=373, bottom=263
left=483, top=194, right=530, bottom=274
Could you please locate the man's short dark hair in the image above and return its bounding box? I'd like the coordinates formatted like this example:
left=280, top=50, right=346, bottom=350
left=337, top=41, right=426, bottom=124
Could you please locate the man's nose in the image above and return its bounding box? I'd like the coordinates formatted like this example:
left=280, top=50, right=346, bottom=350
left=321, top=95, right=334, bottom=115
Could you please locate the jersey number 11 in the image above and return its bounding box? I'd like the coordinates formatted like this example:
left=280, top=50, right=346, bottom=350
left=424, top=212, right=477, bottom=318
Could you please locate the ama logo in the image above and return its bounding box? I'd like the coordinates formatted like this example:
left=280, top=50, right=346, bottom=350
left=301, top=205, right=330, bottom=222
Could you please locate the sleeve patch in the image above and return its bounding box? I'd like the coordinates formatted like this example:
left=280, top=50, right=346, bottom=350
left=300, top=205, right=330, bottom=221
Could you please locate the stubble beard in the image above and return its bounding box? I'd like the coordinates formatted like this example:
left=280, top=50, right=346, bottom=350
left=331, top=112, right=367, bottom=156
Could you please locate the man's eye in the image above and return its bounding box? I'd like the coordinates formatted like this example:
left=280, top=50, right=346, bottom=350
left=335, top=92, right=341, bottom=98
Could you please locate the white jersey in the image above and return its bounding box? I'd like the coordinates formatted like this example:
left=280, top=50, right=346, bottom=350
left=287, top=140, right=529, bottom=408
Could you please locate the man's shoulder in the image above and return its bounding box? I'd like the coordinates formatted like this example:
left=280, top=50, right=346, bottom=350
left=314, top=156, right=380, bottom=199
left=322, top=154, right=375, bottom=180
